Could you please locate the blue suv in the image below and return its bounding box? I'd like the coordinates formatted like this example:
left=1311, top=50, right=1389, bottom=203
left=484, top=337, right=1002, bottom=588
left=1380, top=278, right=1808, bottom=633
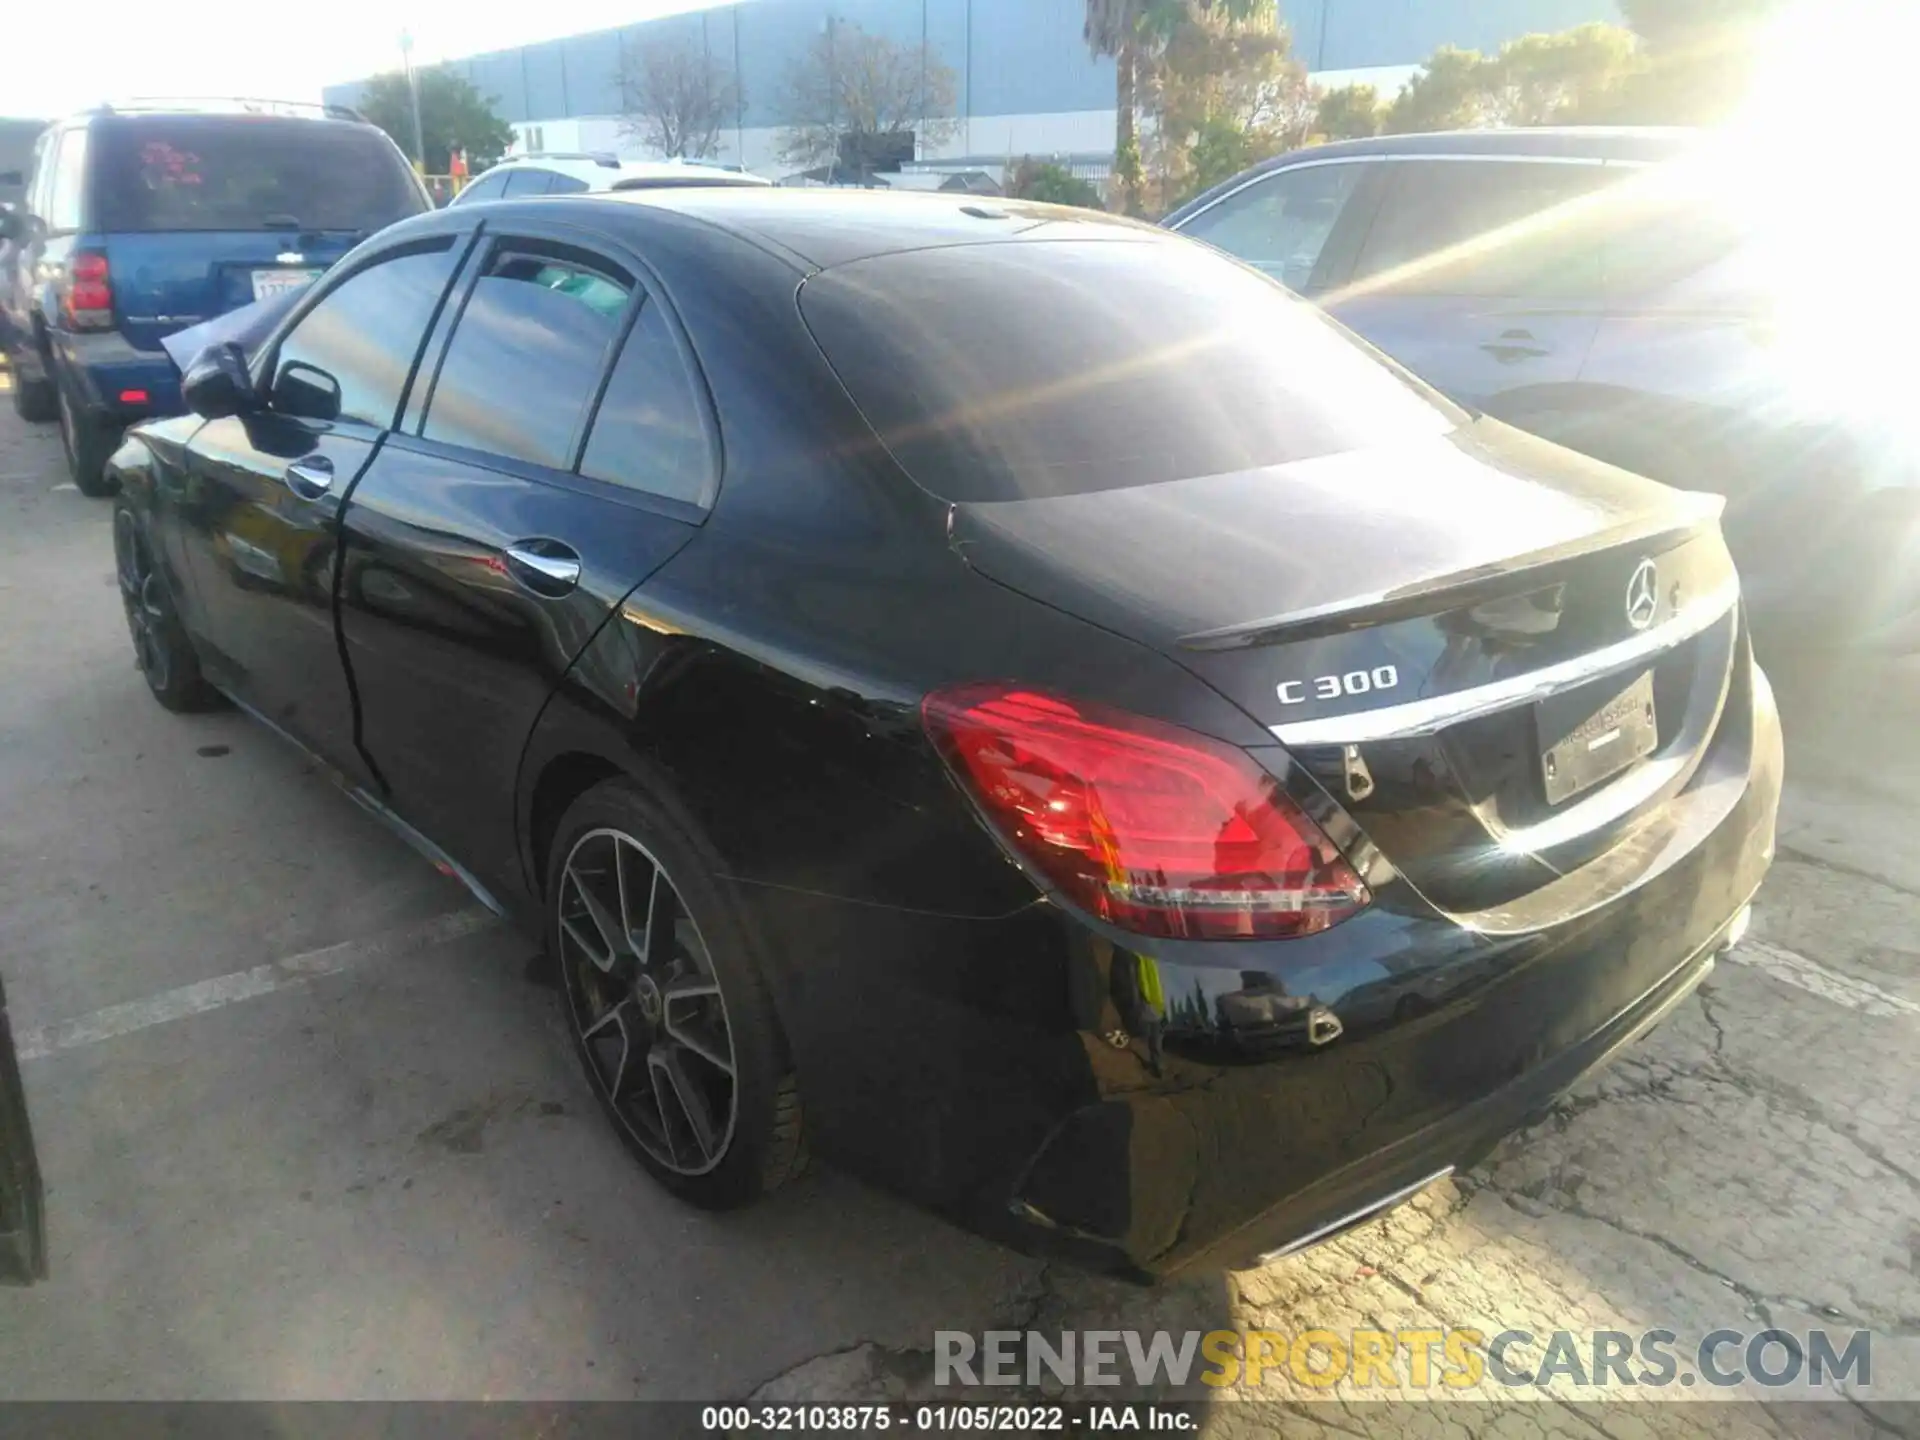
left=0, top=101, right=428, bottom=494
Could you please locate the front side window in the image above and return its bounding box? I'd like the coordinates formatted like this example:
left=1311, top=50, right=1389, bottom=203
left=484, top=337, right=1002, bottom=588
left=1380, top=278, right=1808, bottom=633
left=579, top=300, right=713, bottom=506
left=1178, top=163, right=1363, bottom=293
left=270, top=240, right=458, bottom=428
left=1350, top=160, right=1618, bottom=299
left=422, top=246, right=633, bottom=469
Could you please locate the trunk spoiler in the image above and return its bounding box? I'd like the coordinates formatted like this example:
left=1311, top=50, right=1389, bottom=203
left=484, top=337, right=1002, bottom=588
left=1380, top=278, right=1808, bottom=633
left=1178, top=493, right=1727, bottom=653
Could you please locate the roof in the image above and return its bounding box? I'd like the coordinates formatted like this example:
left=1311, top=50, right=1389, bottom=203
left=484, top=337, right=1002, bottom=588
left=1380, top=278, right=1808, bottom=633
left=489, top=155, right=771, bottom=190
left=582, top=185, right=1159, bottom=269
left=1163, top=126, right=1703, bottom=226
left=1279, top=126, right=1698, bottom=164
left=69, top=98, right=371, bottom=126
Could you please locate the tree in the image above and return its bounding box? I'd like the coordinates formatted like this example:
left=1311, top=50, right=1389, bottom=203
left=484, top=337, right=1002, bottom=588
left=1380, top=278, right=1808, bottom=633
left=1480, top=24, right=1643, bottom=125
left=778, top=20, right=959, bottom=170
left=359, top=69, right=513, bottom=174
left=1314, top=83, right=1382, bottom=140
left=616, top=33, right=741, bottom=160
left=1383, top=25, right=1642, bottom=134
left=1612, top=0, right=1784, bottom=121
left=1616, top=0, right=1780, bottom=52
left=1005, top=158, right=1104, bottom=209
left=1139, top=3, right=1309, bottom=211
left=1384, top=46, right=1492, bottom=133
left=1084, top=0, right=1267, bottom=217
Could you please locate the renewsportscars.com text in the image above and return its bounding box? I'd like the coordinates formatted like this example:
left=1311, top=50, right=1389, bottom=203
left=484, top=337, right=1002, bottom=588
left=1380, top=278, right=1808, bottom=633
left=934, top=1327, right=1872, bottom=1391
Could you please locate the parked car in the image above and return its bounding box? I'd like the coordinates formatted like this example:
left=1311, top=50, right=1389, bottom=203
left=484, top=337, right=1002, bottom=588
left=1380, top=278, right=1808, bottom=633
left=0, top=100, right=429, bottom=495
left=107, top=189, right=1778, bottom=1277
left=448, top=152, right=771, bottom=205
left=1164, top=127, right=1920, bottom=656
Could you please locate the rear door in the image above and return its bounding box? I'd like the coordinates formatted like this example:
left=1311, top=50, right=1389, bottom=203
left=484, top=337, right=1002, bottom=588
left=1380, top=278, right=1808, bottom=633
left=86, top=114, right=429, bottom=352
left=338, top=223, right=715, bottom=891
left=174, top=232, right=470, bottom=781
left=1327, top=158, right=1621, bottom=410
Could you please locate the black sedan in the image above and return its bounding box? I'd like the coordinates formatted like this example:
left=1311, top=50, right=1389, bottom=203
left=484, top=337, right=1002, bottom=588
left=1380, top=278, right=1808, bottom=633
left=106, top=190, right=1780, bottom=1276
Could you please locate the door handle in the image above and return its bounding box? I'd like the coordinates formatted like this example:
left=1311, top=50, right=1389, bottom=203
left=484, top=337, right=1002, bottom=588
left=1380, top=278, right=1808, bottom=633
left=284, top=455, right=334, bottom=499
left=1479, top=328, right=1549, bottom=363
left=504, top=540, right=582, bottom=596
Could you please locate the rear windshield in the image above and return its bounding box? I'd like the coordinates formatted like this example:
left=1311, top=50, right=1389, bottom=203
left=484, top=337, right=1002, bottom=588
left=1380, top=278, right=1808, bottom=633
left=799, top=237, right=1463, bottom=503
left=89, top=116, right=427, bottom=234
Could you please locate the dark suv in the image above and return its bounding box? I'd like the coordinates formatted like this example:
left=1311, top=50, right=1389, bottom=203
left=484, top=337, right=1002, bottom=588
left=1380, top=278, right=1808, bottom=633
left=0, top=101, right=428, bottom=494
left=1166, top=127, right=1920, bottom=654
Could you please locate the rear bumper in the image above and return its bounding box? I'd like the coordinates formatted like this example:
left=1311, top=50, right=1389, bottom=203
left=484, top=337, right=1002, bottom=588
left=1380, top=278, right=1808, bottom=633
left=1170, top=904, right=1738, bottom=1275
left=47, top=328, right=181, bottom=426
left=745, top=642, right=1782, bottom=1278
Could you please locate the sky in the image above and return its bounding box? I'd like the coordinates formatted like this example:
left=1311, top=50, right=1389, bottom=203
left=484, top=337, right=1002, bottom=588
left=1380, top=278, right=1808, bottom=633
left=5, top=0, right=724, bottom=120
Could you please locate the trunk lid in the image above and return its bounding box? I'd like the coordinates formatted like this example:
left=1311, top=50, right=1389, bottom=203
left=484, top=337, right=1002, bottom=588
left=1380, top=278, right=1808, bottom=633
left=951, top=420, right=1742, bottom=912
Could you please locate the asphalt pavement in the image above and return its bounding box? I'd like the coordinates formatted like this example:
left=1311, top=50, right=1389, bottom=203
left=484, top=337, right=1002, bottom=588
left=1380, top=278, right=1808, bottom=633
left=2, top=369, right=1917, bottom=1435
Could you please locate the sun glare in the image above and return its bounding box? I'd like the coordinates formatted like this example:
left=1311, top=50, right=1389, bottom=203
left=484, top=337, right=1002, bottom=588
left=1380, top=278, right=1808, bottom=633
left=1700, top=0, right=1920, bottom=446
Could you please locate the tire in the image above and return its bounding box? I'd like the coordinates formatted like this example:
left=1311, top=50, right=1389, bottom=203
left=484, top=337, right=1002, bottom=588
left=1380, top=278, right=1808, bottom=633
left=57, top=380, right=119, bottom=497
left=546, top=776, right=806, bottom=1208
left=8, top=367, right=55, bottom=423
left=112, top=505, right=222, bottom=713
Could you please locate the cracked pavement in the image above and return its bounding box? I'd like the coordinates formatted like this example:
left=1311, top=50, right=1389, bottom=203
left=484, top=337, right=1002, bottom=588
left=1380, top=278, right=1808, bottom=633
left=3, top=376, right=1918, bottom=1433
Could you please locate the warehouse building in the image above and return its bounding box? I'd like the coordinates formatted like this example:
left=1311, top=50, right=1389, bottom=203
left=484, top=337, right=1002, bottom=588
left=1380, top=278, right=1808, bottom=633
left=323, top=0, right=1619, bottom=179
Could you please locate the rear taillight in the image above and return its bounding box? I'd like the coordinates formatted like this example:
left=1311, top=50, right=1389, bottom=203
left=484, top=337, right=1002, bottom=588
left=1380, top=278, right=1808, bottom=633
left=63, top=252, right=113, bottom=330
left=923, top=683, right=1369, bottom=940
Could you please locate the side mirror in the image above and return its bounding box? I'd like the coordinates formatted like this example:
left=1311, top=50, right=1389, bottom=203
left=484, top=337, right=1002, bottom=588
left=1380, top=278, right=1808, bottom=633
left=181, top=342, right=259, bottom=419
left=271, top=361, right=342, bottom=423
left=0, top=205, right=19, bottom=244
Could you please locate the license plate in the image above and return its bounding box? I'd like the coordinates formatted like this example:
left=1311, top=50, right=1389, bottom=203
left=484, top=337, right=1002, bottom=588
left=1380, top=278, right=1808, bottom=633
left=1537, top=670, right=1658, bottom=806
left=249, top=268, right=321, bottom=301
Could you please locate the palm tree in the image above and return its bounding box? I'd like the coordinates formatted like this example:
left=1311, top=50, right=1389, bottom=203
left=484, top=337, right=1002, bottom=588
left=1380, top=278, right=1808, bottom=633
left=1086, top=0, right=1269, bottom=215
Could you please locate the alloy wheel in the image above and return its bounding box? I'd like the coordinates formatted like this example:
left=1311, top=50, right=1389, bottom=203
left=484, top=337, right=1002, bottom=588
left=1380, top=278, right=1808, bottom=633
left=557, top=827, right=738, bottom=1175
left=113, top=511, right=171, bottom=692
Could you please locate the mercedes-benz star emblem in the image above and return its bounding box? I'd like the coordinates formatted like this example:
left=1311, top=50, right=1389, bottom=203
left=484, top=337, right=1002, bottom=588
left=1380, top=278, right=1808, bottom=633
left=1625, top=558, right=1659, bottom=631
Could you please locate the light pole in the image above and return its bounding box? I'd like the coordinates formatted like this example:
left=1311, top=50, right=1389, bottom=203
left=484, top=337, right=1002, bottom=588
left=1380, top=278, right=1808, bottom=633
left=399, top=29, right=427, bottom=172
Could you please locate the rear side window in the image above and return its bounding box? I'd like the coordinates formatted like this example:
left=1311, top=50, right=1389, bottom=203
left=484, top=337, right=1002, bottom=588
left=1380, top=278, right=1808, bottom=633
left=454, top=170, right=510, bottom=204
left=88, top=116, right=427, bottom=233
left=801, top=239, right=1461, bottom=503
left=423, top=246, right=633, bottom=469
left=270, top=239, right=458, bottom=428
left=547, top=173, right=590, bottom=195
left=501, top=169, right=554, bottom=197
left=579, top=301, right=713, bottom=506
left=1178, top=163, right=1363, bottom=292
left=1351, top=160, right=1619, bottom=298
left=1603, top=194, right=1748, bottom=299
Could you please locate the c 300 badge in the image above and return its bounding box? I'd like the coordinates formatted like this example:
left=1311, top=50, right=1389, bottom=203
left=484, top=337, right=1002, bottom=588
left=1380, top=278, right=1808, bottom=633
left=1278, top=665, right=1400, bottom=706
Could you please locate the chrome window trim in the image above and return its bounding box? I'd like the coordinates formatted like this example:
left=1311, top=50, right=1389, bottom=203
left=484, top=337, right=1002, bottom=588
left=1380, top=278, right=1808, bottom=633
left=1268, top=577, right=1741, bottom=748
left=1171, top=152, right=1644, bottom=233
